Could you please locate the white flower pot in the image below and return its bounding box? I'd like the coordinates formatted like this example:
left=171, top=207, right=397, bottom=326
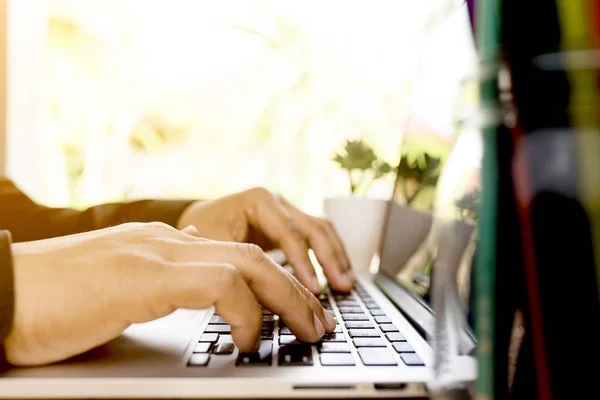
left=323, top=196, right=388, bottom=271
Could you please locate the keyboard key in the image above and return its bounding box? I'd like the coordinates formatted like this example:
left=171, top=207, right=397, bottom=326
left=261, top=331, right=274, bottom=340
left=358, top=348, right=398, bottom=366
left=341, top=313, right=369, bottom=321
left=321, top=333, right=346, bottom=342
left=374, top=316, right=392, bottom=324
left=236, top=341, right=273, bottom=366
left=320, top=353, right=355, bottom=366
left=345, top=321, right=374, bottom=329
left=353, top=338, right=387, bottom=347
left=379, top=324, right=399, bottom=332
left=338, top=306, right=363, bottom=314
left=279, top=327, right=292, bottom=335
left=262, top=315, right=276, bottom=322
left=205, top=324, right=231, bottom=333
left=363, top=302, right=379, bottom=309
left=333, top=292, right=353, bottom=300
left=262, top=321, right=275, bottom=330
left=392, top=342, right=414, bottom=353
left=219, top=334, right=233, bottom=343
left=333, top=325, right=343, bottom=333
left=385, top=332, right=406, bottom=342
left=188, top=353, right=210, bottom=366
left=318, top=342, right=351, bottom=353
left=193, top=342, right=212, bottom=353
left=199, top=333, right=219, bottom=343
left=210, top=315, right=227, bottom=324
left=336, top=300, right=359, bottom=307
left=278, top=344, right=313, bottom=366
left=262, top=309, right=273, bottom=316
left=401, top=352, right=425, bottom=366
left=279, top=335, right=303, bottom=345
left=213, top=342, right=235, bottom=354
left=369, top=309, right=386, bottom=316
left=348, top=329, right=380, bottom=338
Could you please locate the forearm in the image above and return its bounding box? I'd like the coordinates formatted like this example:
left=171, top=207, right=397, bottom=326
left=1, top=178, right=194, bottom=242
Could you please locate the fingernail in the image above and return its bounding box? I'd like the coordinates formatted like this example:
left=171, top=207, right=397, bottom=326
left=313, top=313, right=326, bottom=337
left=323, top=310, right=336, bottom=330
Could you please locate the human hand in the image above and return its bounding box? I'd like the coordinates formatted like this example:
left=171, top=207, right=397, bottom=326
left=4, top=222, right=336, bottom=366
left=177, top=188, right=354, bottom=294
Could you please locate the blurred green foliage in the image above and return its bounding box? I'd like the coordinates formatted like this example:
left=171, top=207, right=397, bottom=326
left=331, top=139, right=395, bottom=195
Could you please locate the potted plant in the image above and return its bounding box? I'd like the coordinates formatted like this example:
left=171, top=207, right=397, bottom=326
left=324, top=139, right=396, bottom=271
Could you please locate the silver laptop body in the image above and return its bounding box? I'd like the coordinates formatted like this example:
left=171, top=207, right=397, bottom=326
left=0, top=172, right=478, bottom=399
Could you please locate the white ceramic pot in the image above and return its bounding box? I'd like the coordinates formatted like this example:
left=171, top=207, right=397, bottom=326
left=323, top=196, right=388, bottom=271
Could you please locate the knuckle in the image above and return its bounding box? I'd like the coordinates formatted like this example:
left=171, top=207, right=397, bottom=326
left=289, top=275, right=313, bottom=308
left=235, top=243, right=266, bottom=263
left=322, top=218, right=335, bottom=230
left=247, top=186, right=272, bottom=200
left=148, top=221, right=175, bottom=231
left=214, top=263, right=241, bottom=290
left=300, top=284, right=314, bottom=304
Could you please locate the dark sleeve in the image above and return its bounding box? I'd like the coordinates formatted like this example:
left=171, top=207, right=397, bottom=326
left=0, top=178, right=195, bottom=243
left=0, top=230, right=14, bottom=370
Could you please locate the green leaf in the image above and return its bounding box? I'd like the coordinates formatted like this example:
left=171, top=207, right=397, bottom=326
left=373, top=160, right=394, bottom=179
left=331, top=139, right=378, bottom=171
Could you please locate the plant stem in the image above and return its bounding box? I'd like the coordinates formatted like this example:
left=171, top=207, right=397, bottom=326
left=355, top=170, right=371, bottom=196
left=347, top=169, right=356, bottom=194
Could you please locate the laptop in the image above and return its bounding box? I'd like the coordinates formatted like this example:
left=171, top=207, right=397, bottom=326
left=0, top=4, right=478, bottom=399
left=0, top=144, right=479, bottom=399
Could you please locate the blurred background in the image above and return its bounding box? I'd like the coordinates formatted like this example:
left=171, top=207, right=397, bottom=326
left=1, top=0, right=476, bottom=215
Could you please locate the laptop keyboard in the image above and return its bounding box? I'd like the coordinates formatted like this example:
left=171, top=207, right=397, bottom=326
left=188, top=283, right=425, bottom=368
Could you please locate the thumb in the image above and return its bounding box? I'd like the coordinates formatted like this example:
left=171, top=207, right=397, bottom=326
left=181, top=225, right=201, bottom=237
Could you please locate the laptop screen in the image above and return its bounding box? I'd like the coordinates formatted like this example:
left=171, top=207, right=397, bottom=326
left=377, top=128, right=481, bottom=333
left=375, top=2, right=479, bottom=336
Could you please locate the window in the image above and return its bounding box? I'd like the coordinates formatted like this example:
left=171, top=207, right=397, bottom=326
left=6, top=0, right=475, bottom=214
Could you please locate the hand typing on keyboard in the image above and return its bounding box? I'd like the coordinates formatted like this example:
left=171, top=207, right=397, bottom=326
left=5, top=222, right=337, bottom=367
left=190, top=287, right=425, bottom=368
left=177, top=188, right=354, bottom=293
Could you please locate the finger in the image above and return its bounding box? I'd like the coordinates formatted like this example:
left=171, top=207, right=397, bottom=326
left=159, top=262, right=262, bottom=352
left=313, top=219, right=355, bottom=290
left=166, top=241, right=335, bottom=341
left=243, top=189, right=321, bottom=294
left=318, top=219, right=352, bottom=272
left=277, top=198, right=354, bottom=292
left=291, top=215, right=354, bottom=292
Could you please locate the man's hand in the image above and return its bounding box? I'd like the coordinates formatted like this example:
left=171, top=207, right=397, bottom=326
left=5, top=222, right=336, bottom=367
left=177, top=188, right=354, bottom=293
